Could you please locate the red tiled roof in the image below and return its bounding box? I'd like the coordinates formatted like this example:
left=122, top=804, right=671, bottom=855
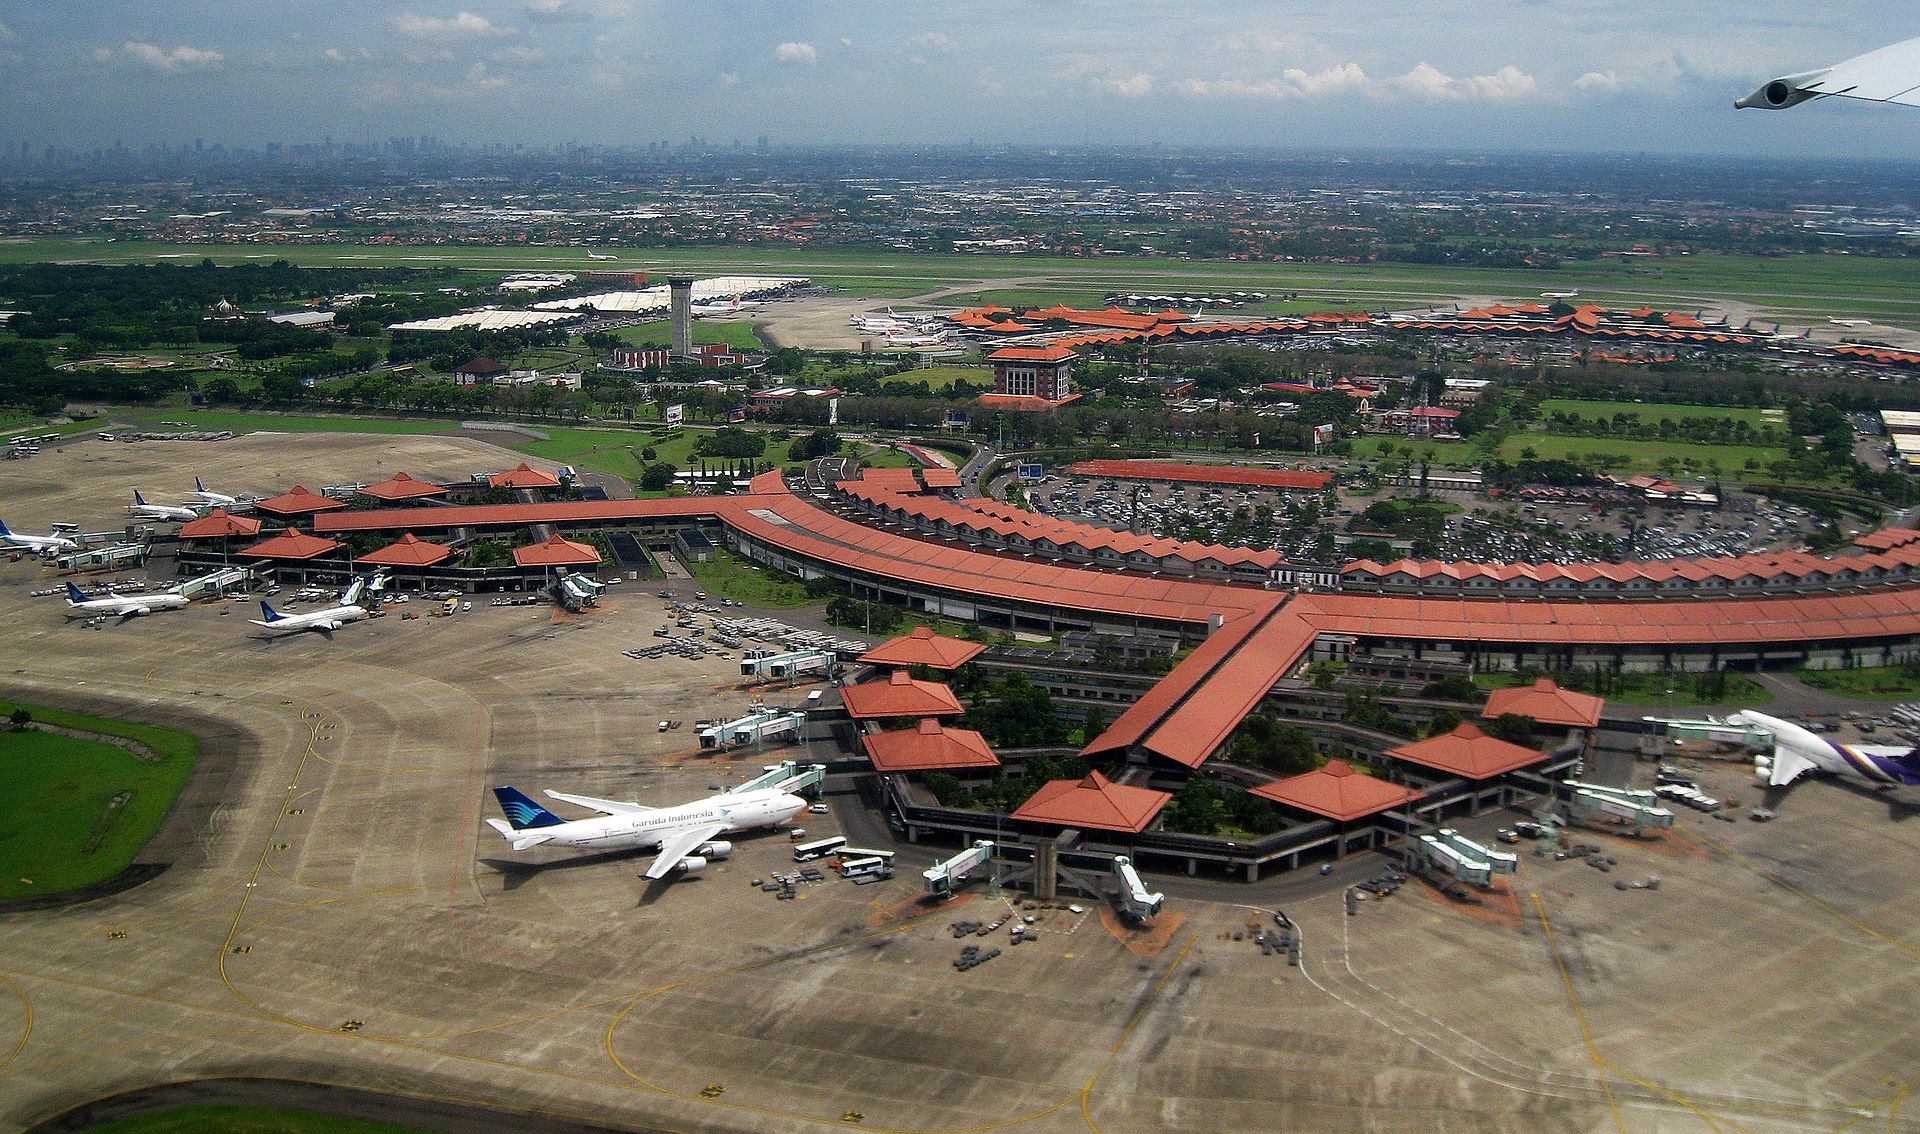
left=839, top=670, right=964, bottom=719
left=973, top=393, right=1080, bottom=411
left=1011, top=770, right=1169, bottom=834
left=177, top=507, right=261, bottom=540
left=254, top=485, right=348, bottom=516
left=1854, top=528, right=1920, bottom=552
left=1066, top=459, right=1331, bottom=491
left=858, top=625, right=988, bottom=670
left=239, top=527, right=343, bottom=561
left=490, top=462, right=562, bottom=490
left=920, top=467, right=964, bottom=490
left=355, top=532, right=453, bottom=567
left=861, top=719, right=1000, bottom=772
left=987, top=344, right=1077, bottom=363
left=1250, top=759, right=1425, bottom=822
left=359, top=472, right=449, bottom=501
left=512, top=534, right=600, bottom=567
left=1481, top=679, right=1604, bottom=728
left=1385, top=723, right=1548, bottom=781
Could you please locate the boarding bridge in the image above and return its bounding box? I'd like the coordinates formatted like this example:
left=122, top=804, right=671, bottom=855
left=730, top=760, right=826, bottom=796
left=1641, top=715, right=1772, bottom=755
left=739, top=649, right=833, bottom=680
left=57, top=543, right=147, bottom=572
left=699, top=709, right=806, bottom=750
left=554, top=575, right=600, bottom=612
left=923, top=841, right=995, bottom=899
left=1415, top=828, right=1517, bottom=889
left=1112, top=856, right=1164, bottom=921
left=175, top=566, right=254, bottom=599
left=1564, top=780, right=1674, bottom=836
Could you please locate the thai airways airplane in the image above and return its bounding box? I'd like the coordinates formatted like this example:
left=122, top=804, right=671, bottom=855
left=188, top=477, right=241, bottom=507
left=1737, top=35, right=1920, bottom=111
left=691, top=297, right=759, bottom=317
left=0, top=518, right=79, bottom=556
left=247, top=580, right=370, bottom=636
left=486, top=784, right=807, bottom=879
left=127, top=490, right=199, bottom=523
left=63, top=581, right=187, bottom=619
left=1730, top=710, right=1920, bottom=788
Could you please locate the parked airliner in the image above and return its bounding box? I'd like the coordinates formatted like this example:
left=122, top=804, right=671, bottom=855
left=63, top=581, right=187, bottom=619
left=247, top=580, right=370, bottom=636
left=486, top=784, right=807, bottom=879
left=1729, top=709, right=1920, bottom=788
left=128, top=490, right=199, bottom=523
left=188, top=477, right=241, bottom=507
left=0, top=518, right=79, bottom=556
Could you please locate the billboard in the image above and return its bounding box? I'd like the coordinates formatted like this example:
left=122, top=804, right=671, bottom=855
left=665, top=403, right=685, bottom=426
left=1312, top=423, right=1336, bottom=448
left=828, top=397, right=839, bottom=425
left=728, top=407, right=747, bottom=423
left=1018, top=462, right=1045, bottom=481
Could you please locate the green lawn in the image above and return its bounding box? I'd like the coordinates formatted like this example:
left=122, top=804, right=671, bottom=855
left=500, top=424, right=705, bottom=484
left=0, top=701, right=198, bottom=900
left=84, top=1103, right=429, bottom=1134
left=1794, top=666, right=1920, bottom=700
left=680, top=548, right=819, bottom=608
left=1536, top=399, right=1778, bottom=426
left=1474, top=672, right=1772, bottom=709
left=123, top=409, right=460, bottom=436
left=1498, top=432, right=1784, bottom=477
left=613, top=319, right=764, bottom=351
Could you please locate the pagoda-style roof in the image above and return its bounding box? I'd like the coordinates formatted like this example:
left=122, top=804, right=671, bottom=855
left=861, top=719, right=1001, bottom=772
left=1250, top=759, right=1425, bottom=823
left=1481, top=678, right=1604, bottom=729
left=254, top=485, right=348, bottom=517
left=177, top=508, right=261, bottom=540
left=239, top=527, right=343, bottom=561
left=512, top=534, right=601, bottom=567
left=857, top=625, right=987, bottom=671
left=1011, top=770, right=1169, bottom=834
left=839, top=671, right=964, bottom=720
left=355, top=532, right=453, bottom=568
left=490, top=462, right=562, bottom=490
left=1385, top=724, right=1548, bottom=781
left=359, top=472, right=449, bottom=502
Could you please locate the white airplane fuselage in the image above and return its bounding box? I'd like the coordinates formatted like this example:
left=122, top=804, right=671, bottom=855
left=497, top=788, right=804, bottom=852
left=65, top=589, right=187, bottom=618
left=1730, top=709, right=1920, bottom=788
left=248, top=601, right=368, bottom=635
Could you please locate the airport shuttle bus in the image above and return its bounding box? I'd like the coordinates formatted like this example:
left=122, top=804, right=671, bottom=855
left=837, top=855, right=892, bottom=878
left=837, top=847, right=896, bottom=865
left=792, top=835, right=848, bottom=862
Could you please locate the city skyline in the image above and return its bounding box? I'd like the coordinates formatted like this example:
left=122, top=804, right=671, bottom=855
left=0, top=2, right=1915, bottom=159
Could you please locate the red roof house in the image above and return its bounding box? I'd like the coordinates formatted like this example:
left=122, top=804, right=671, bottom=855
left=254, top=485, right=348, bottom=517
left=1250, top=759, right=1425, bottom=822
left=861, top=719, right=1001, bottom=772
left=1384, top=723, right=1548, bottom=781
left=239, top=527, right=343, bottom=561
left=512, top=534, right=601, bottom=567
left=1481, top=679, right=1604, bottom=729
left=359, top=472, right=449, bottom=502
left=178, top=508, right=261, bottom=540
left=355, top=532, right=453, bottom=568
left=839, top=671, right=964, bottom=719
left=490, top=462, right=562, bottom=490
left=1011, top=770, right=1169, bottom=834
left=858, top=626, right=987, bottom=671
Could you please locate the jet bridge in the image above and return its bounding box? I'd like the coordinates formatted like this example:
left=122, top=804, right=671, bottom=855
left=1414, top=828, right=1517, bottom=889
left=923, top=841, right=995, bottom=899
left=175, top=566, right=255, bottom=598
left=1112, top=855, right=1164, bottom=921
left=699, top=709, right=806, bottom=750
left=731, top=759, right=826, bottom=796
left=1564, top=780, right=1674, bottom=836
left=739, top=649, right=833, bottom=680
left=1641, top=715, right=1772, bottom=756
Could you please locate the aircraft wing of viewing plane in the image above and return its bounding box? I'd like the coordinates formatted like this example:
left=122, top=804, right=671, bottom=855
left=1737, top=34, right=1920, bottom=110
left=1729, top=710, right=1920, bottom=788
left=63, top=581, right=188, bottom=618
left=484, top=785, right=806, bottom=879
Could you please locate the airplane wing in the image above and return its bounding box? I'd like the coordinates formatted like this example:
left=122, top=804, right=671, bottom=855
left=641, top=822, right=726, bottom=880
left=1738, top=35, right=1920, bottom=110
left=1768, top=746, right=1820, bottom=787
left=542, top=789, right=653, bottom=816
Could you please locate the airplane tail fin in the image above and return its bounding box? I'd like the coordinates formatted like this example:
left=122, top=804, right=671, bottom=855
left=259, top=601, right=284, bottom=622
left=0, top=517, right=10, bottom=537
left=196, top=476, right=208, bottom=493
left=1894, top=748, right=1920, bottom=785
left=492, top=787, right=566, bottom=830
left=134, top=489, right=148, bottom=506
left=65, top=582, right=87, bottom=604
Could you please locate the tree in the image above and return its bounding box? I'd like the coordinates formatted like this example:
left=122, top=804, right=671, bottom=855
left=8, top=708, right=30, bottom=731
left=1483, top=713, right=1537, bottom=746
left=639, top=462, right=678, bottom=492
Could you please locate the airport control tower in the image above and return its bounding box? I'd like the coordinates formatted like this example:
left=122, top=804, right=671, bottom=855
left=668, top=277, right=694, bottom=359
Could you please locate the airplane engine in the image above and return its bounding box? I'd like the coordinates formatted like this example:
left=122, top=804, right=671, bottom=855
left=670, top=856, right=708, bottom=875
left=1736, top=71, right=1826, bottom=110
left=320, top=619, right=343, bottom=630
left=695, top=841, right=733, bottom=860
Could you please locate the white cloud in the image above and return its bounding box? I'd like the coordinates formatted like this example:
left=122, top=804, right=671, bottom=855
left=488, top=45, right=548, bottom=69
left=1575, top=70, right=1621, bottom=92
left=1465, top=65, right=1536, bottom=100
left=526, top=0, right=592, bottom=23
left=323, top=46, right=376, bottom=68
left=773, top=42, right=817, bottom=65
left=1392, top=62, right=1537, bottom=101
left=1101, top=72, right=1154, bottom=98
left=394, top=12, right=514, bottom=41
left=1179, top=63, right=1370, bottom=101
left=121, top=42, right=225, bottom=73
left=465, top=62, right=508, bottom=89
left=909, top=32, right=955, bottom=54
left=0, top=19, right=17, bottom=45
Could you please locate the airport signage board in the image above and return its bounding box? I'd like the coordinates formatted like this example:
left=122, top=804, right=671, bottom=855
left=665, top=403, right=684, bottom=426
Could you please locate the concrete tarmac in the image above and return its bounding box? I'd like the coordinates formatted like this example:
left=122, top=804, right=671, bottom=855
left=3, top=431, right=1920, bottom=1133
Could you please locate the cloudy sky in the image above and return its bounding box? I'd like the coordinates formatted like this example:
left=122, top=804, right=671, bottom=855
left=0, top=1, right=1914, bottom=158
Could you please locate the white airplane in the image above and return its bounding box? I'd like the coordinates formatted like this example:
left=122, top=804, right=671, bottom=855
left=0, top=518, right=80, bottom=556
left=486, top=784, right=807, bottom=879
left=586, top=252, right=618, bottom=261
left=851, top=308, right=920, bottom=333
left=188, top=477, right=240, bottom=507
left=691, top=297, right=759, bottom=317
left=247, top=579, right=369, bottom=636
left=63, top=580, right=187, bottom=619
left=885, top=332, right=948, bottom=349
left=127, top=490, right=199, bottom=523
left=1728, top=709, right=1920, bottom=788
left=1737, top=34, right=1920, bottom=111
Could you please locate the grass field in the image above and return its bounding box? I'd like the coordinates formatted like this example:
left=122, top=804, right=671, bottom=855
left=0, top=701, right=198, bottom=900
left=1794, top=666, right=1920, bottom=700
left=613, top=319, right=764, bottom=351
left=85, top=1104, right=427, bottom=1134
left=11, top=241, right=1915, bottom=324
left=1536, top=399, right=1779, bottom=426
left=497, top=423, right=703, bottom=483
left=124, top=410, right=460, bottom=436
left=680, top=547, right=818, bottom=608
left=1497, top=432, right=1784, bottom=476
left=1474, top=673, right=1771, bottom=709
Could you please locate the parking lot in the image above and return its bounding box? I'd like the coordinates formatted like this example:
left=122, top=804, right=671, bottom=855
left=4, top=433, right=1920, bottom=1134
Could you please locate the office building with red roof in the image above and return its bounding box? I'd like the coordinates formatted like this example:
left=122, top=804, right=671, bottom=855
left=987, top=344, right=1074, bottom=402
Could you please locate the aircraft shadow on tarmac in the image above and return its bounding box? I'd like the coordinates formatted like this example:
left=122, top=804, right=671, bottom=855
left=1760, top=780, right=1919, bottom=822
left=480, top=854, right=699, bottom=906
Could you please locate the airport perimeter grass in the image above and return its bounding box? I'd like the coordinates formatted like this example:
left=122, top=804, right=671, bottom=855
left=84, top=1104, right=427, bottom=1134
left=0, top=701, right=198, bottom=900
left=1474, top=672, right=1771, bottom=709
left=1497, top=431, right=1785, bottom=476
left=122, top=409, right=460, bottom=436
left=1535, top=399, right=1778, bottom=426
left=1793, top=666, right=1920, bottom=700
left=680, top=547, right=817, bottom=608
left=613, top=319, right=764, bottom=351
